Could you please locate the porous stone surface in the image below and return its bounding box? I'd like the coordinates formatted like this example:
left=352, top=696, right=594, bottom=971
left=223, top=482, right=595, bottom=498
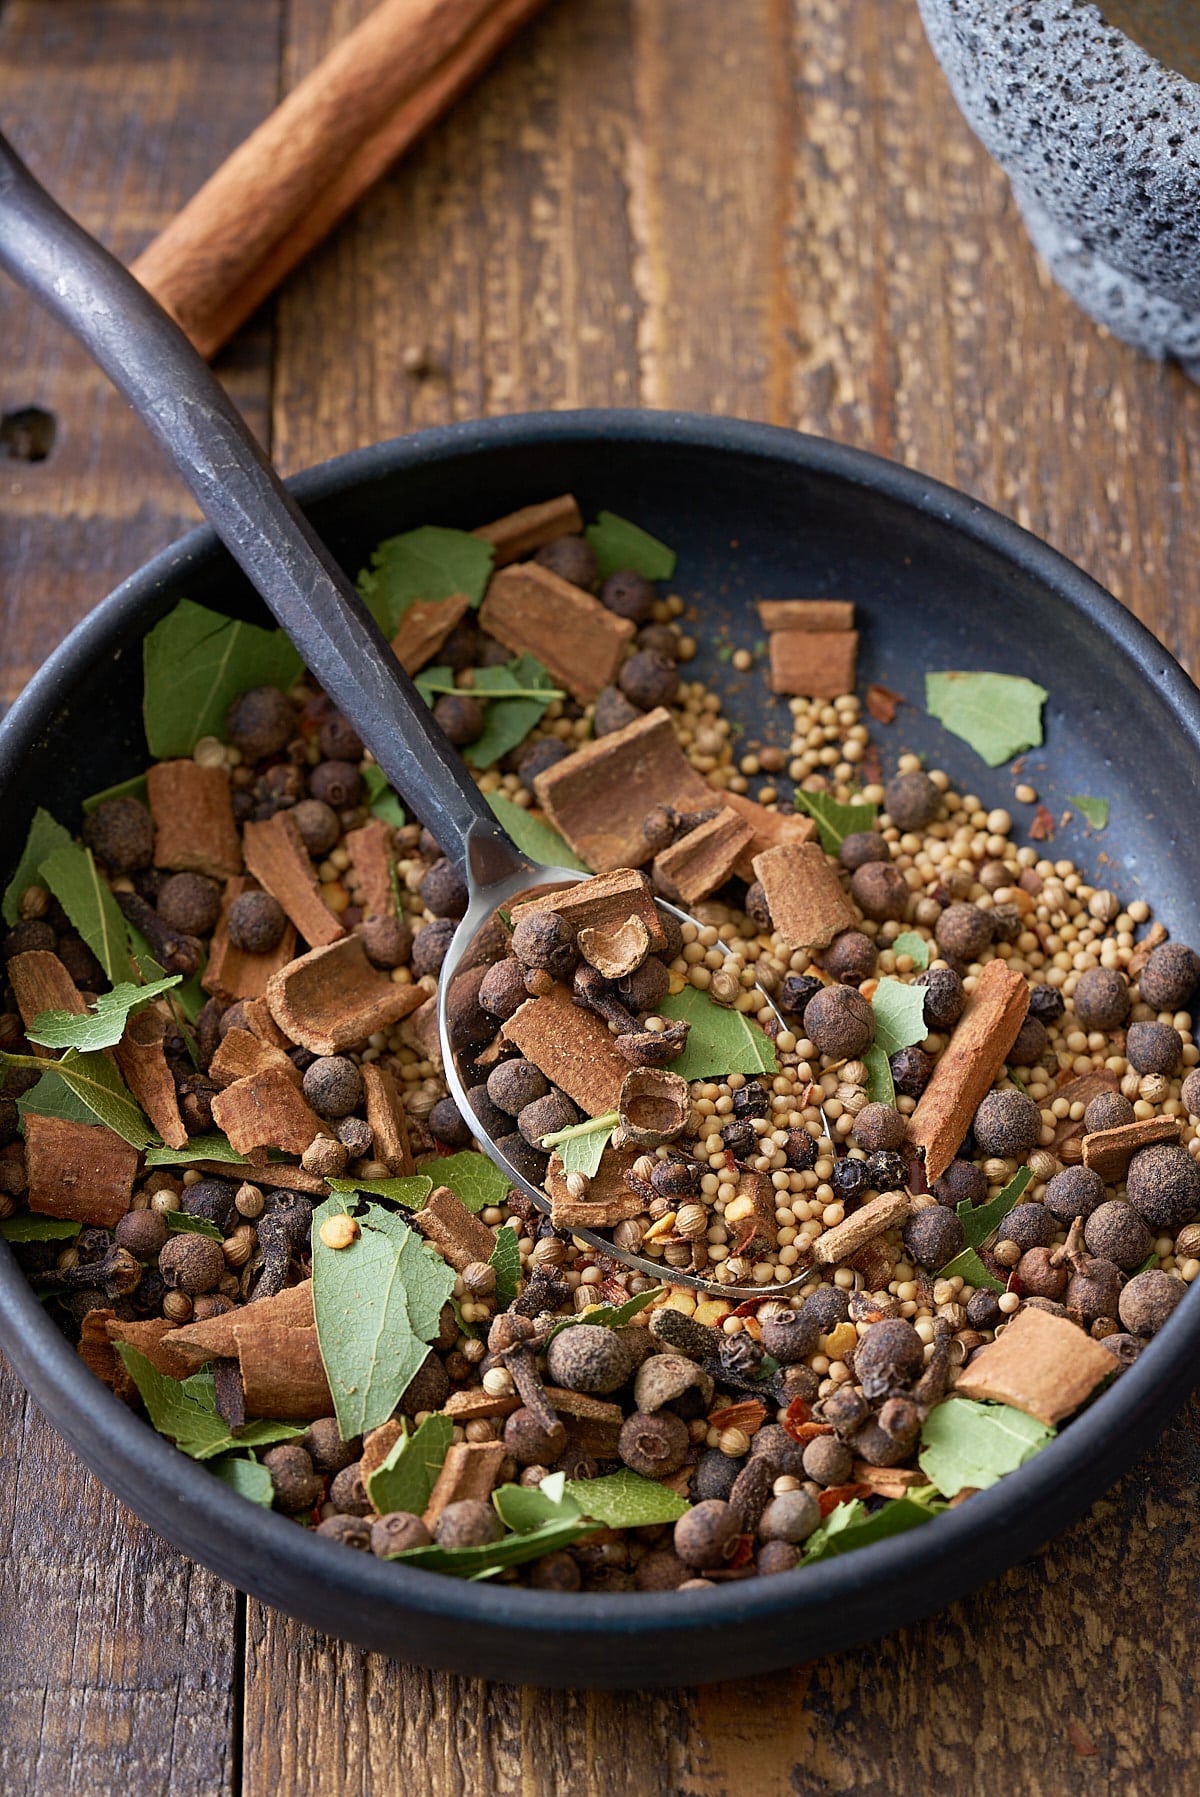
left=916, top=0, right=1200, bottom=367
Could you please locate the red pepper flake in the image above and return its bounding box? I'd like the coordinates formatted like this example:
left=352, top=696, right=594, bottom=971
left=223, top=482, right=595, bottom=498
left=726, top=1533, right=756, bottom=1571
left=817, top=1482, right=871, bottom=1517
left=711, top=1398, right=767, bottom=1435
left=729, top=1292, right=777, bottom=1318
left=907, top=1154, right=930, bottom=1196
left=1030, top=805, right=1056, bottom=841
left=782, top=1396, right=811, bottom=1430
left=1066, top=1722, right=1098, bottom=1759
left=860, top=745, right=883, bottom=788
left=865, top=683, right=903, bottom=724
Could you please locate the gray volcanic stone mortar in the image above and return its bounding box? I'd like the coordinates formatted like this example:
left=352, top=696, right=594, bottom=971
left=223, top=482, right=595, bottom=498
left=916, top=0, right=1200, bottom=371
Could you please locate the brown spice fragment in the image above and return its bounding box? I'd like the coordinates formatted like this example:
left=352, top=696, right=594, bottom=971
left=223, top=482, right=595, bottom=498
left=344, top=817, right=395, bottom=919
left=1030, top=806, right=1056, bottom=843
left=422, top=1440, right=506, bottom=1528
left=479, top=562, right=635, bottom=702
left=752, top=841, right=856, bottom=952
left=7, top=950, right=88, bottom=1056
left=864, top=684, right=903, bottom=725
left=720, top=792, right=817, bottom=882
left=850, top=1463, right=933, bottom=1498
left=25, top=1115, right=138, bottom=1227
left=543, top=1387, right=626, bottom=1426
left=955, top=1305, right=1115, bottom=1425
left=729, top=1169, right=778, bottom=1255
left=533, top=708, right=711, bottom=873
left=1049, top=1069, right=1120, bottom=1151
left=203, top=876, right=298, bottom=1004
left=147, top=760, right=242, bottom=880
left=472, top=494, right=584, bottom=566
left=653, top=808, right=756, bottom=905
left=812, top=1190, right=910, bottom=1265
left=114, top=1008, right=188, bottom=1149
left=361, top=1063, right=415, bottom=1176
left=512, top=868, right=665, bottom=950
left=266, top=935, right=425, bottom=1056
left=1129, top=921, right=1169, bottom=979
left=442, top=1388, right=522, bottom=1422
left=502, top=983, right=630, bottom=1117
left=209, top=1066, right=323, bottom=1157
left=578, top=916, right=652, bottom=980
left=545, top=1145, right=648, bottom=1226
left=172, top=1281, right=332, bottom=1420
left=193, top=1160, right=329, bottom=1196
left=768, top=630, right=859, bottom=699
left=243, top=810, right=345, bottom=949
left=908, top=959, right=1031, bottom=1181
left=390, top=592, right=472, bottom=675
left=241, top=996, right=294, bottom=1050
left=360, top=1420, right=406, bottom=1485
left=410, top=1184, right=497, bottom=1271
left=398, top=993, right=442, bottom=1067
left=850, top=1237, right=897, bottom=1291
left=208, top=1025, right=302, bottom=1092
left=80, top=1311, right=194, bottom=1393
left=1082, top=1116, right=1181, bottom=1182
left=756, top=599, right=855, bottom=633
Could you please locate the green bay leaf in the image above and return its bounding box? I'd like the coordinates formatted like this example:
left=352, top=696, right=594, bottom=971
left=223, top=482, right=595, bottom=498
left=462, top=654, right=559, bottom=768
left=585, top=511, right=676, bottom=582
left=142, top=599, right=302, bottom=759
left=543, top=1111, right=620, bottom=1178
left=11, top=1049, right=155, bottom=1149
left=658, top=984, right=777, bottom=1081
left=81, top=773, right=150, bottom=815
left=545, top=1287, right=663, bottom=1344
left=27, top=975, right=182, bottom=1053
left=0, top=1213, right=82, bottom=1243
left=870, top=977, right=929, bottom=1059
left=791, top=791, right=878, bottom=856
left=210, top=1454, right=275, bottom=1507
left=892, top=931, right=930, bottom=971
left=419, top=1151, right=511, bottom=1214
left=39, top=841, right=135, bottom=985
left=326, top=1173, right=433, bottom=1208
left=3, top=808, right=73, bottom=926
left=564, top=1467, right=691, bottom=1528
left=357, top=526, right=494, bottom=634
left=919, top=1397, right=1054, bottom=1498
left=925, top=671, right=1047, bottom=768
left=1069, top=794, right=1108, bottom=830
left=388, top=1515, right=593, bottom=1579
left=862, top=1044, right=896, bottom=1107
left=938, top=1164, right=1033, bottom=1289
left=486, top=792, right=590, bottom=872
left=367, top=1413, right=455, bottom=1518
left=166, top=1212, right=223, bottom=1240
left=488, top=1225, right=522, bottom=1310
left=801, top=1487, right=944, bottom=1563
left=116, top=1347, right=304, bottom=1461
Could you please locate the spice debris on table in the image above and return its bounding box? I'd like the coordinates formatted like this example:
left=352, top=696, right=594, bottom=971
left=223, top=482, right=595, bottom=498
left=2, top=493, right=1198, bottom=1588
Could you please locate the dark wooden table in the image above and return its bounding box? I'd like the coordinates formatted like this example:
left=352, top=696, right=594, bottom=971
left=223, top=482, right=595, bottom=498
left=2, top=2, right=1200, bottom=1791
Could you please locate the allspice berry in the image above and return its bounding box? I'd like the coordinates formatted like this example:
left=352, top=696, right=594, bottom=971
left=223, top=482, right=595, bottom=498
left=419, top=857, right=468, bottom=920
left=1126, top=1022, right=1183, bottom=1076
left=315, top=1515, right=373, bottom=1551
left=850, top=861, right=909, bottom=923
left=1083, top=1090, right=1136, bottom=1134
left=517, top=1089, right=578, bottom=1147
left=758, top=1308, right=820, bottom=1364
left=972, top=1088, right=1041, bottom=1157
left=935, top=903, right=994, bottom=964
left=411, top=918, right=456, bottom=977
left=902, top=1205, right=965, bottom=1270
left=486, top=1057, right=549, bottom=1116
left=1118, top=1268, right=1186, bottom=1338
left=546, top=1323, right=636, bottom=1394
left=821, top=930, right=877, bottom=986
left=1007, top=1016, right=1049, bottom=1067
left=157, top=872, right=222, bottom=936
left=1015, top=1246, right=1068, bottom=1299
left=852, top=1102, right=908, bottom=1153
left=599, top=569, right=656, bottom=623
left=1183, top=1068, right=1200, bottom=1119
left=432, top=692, right=485, bottom=746
left=357, top=914, right=413, bottom=969
left=158, top=1232, right=225, bottom=1294
left=226, top=686, right=295, bottom=760
left=1065, top=1258, right=1124, bottom=1327
left=262, top=1443, right=323, bottom=1512
left=1083, top=1201, right=1154, bottom=1271
left=932, top=1160, right=987, bottom=1209
left=1125, top=1144, right=1200, bottom=1230
left=618, top=649, right=678, bottom=711
left=803, top=984, right=875, bottom=1058
left=997, top=1203, right=1057, bottom=1249
left=371, top=1512, right=433, bottom=1556
left=757, top=1489, right=821, bottom=1545
left=673, top=1499, right=740, bottom=1569
left=914, top=966, right=966, bottom=1031
left=838, top=831, right=890, bottom=870
left=434, top=1500, right=504, bottom=1549
left=479, top=957, right=530, bottom=1020
left=757, top=1541, right=801, bottom=1576
left=534, top=535, right=598, bottom=589
left=884, top=770, right=941, bottom=831
left=511, top=908, right=578, bottom=979
left=1139, top=941, right=1200, bottom=1012
left=619, top=1409, right=689, bottom=1478
left=115, top=1209, right=169, bottom=1260
left=82, top=796, right=155, bottom=872
left=302, top=1416, right=362, bottom=1475
left=1043, top=1165, right=1105, bottom=1224
left=226, top=890, right=287, bottom=955
left=292, top=798, right=341, bottom=858
left=854, top=1317, right=924, bottom=1399
left=309, top=759, right=361, bottom=809
left=302, top=1055, right=364, bottom=1119
left=801, top=1434, right=853, bottom=1488
left=503, top=1407, right=568, bottom=1466
left=1072, top=967, right=1130, bottom=1031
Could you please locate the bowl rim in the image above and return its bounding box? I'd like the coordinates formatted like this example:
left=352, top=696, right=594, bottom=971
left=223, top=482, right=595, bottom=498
left=3, top=405, right=1199, bottom=1660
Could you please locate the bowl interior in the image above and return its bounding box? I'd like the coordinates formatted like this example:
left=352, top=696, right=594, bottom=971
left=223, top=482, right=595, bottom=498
left=2, top=411, right=1199, bottom=1687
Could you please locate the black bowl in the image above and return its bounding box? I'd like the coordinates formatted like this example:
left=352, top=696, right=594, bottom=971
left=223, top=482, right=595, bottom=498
left=1, top=410, right=1198, bottom=1688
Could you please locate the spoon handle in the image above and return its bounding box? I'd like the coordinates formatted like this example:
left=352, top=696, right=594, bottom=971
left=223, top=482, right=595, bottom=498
left=0, top=131, right=524, bottom=885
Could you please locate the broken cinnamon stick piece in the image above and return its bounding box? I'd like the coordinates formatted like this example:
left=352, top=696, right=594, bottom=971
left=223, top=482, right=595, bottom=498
left=170, top=1280, right=332, bottom=1419
left=812, top=1191, right=910, bottom=1265
left=850, top=1464, right=932, bottom=1498
left=243, top=811, right=345, bottom=949
left=533, top=708, right=711, bottom=873
left=422, top=1440, right=506, bottom=1529
left=547, top=1154, right=648, bottom=1229
left=1082, top=1116, right=1182, bottom=1182
left=397, top=992, right=442, bottom=1068
left=265, top=935, right=425, bottom=1056
left=502, top=982, right=630, bottom=1116
left=7, top=950, right=88, bottom=1056
left=512, top=867, right=665, bottom=949
left=209, top=1066, right=324, bottom=1156
left=25, top=1114, right=138, bottom=1227
left=203, top=875, right=298, bottom=1003
left=360, top=1063, right=415, bottom=1176
left=768, top=630, right=859, bottom=699
left=410, top=1184, right=497, bottom=1271
left=241, top=996, right=294, bottom=1050
left=472, top=494, right=583, bottom=565
left=752, top=841, right=857, bottom=951
left=908, top=959, right=1031, bottom=1181
left=652, top=809, right=755, bottom=905
left=208, top=1025, right=302, bottom=1092
left=343, top=817, right=396, bottom=919
left=479, top=561, right=635, bottom=702
left=390, top=592, right=472, bottom=675
left=720, top=792, right=817, bottom=882
left=147, top=760, right=242, bottom=879
left=80, top=1311, right=195, bottom=1392
left=442, top=1387, right=522, bottom=1422
left=955, top=1305, right=1115, bottom=1425
left=114, top=1008, right=188, bottom=1150
left=757, top=600, right=855, bottom=633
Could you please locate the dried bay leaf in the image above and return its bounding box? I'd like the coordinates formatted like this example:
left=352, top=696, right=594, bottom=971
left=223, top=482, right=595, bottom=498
left=791, top=790, right=878, bottom=856
left=919, top=1397, right=1054, bottom=1497
left=38, top=841, right=132, bottom=985
left=544, top=1286, right=663, bottom=1343
left=862, top=1044, right=896, bottom=1107
left=81, top=773, right=150, bottom=815
left=892, top=931, right=930, bottom=971
left=543, top=1111, right=620, bottom=1178
left=463, top=655, right=560, bottom=767
left=5, top=1047, right=155, bottom=1149
left=210, top=1454, right=275, bottom=1507
left=938, top=1165, right=1033, bottom=1290
left=388, top=1514, right=592, bottom=1579
left=419, top=1151, right=511, bottom=1214
left=563, top=1467, right=691, bottom=1528
left=925, top=671, right=1047, bottom=768
left=3, top=807, right=73, bottom=926
left=166, top=1212, right=223, bottom=1240
left=357, top=525, right=494, bottom=633
left=142, top=599, right=302, bottom=759
left=801, top=1486, right=944, bottom=1563
left=326, top=1173, right=433, bottom=1208
left=27, top=975, right=182, bottom=1053
left=488, top=1225, right=522, bottom=1310
left=870, top=977, right=930, bottom=1059
left=485, top=793, right=590, bottom=872
left=585, top=511, right=676, bottom=582
left=366, top=1413, right=454, bottom=1518
left=658, top=984, right=777, bottom=1082
left=116, top=1347, right=305, bottom=1461
left=0, top=1214, right=81, bottom=1243
left=1069, top=795, right=1109, bottom=831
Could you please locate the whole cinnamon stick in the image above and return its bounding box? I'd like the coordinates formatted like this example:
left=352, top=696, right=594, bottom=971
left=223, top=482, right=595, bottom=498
left=132, top=0, right=548, bottom=358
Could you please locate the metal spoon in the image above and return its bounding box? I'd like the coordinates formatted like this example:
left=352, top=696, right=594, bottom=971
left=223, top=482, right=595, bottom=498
left=0, top=133, right=808, bottom=1300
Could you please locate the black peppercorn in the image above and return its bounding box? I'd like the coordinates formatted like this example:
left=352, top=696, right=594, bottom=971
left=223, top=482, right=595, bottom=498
left=1140, top=941, right=1200, bottom=1012
left=731, top=1079, right=771, bottom=1120
left=1126, top=1021, right=1183, bottom=1076
left=1118, top=1268, right=1185, bottom=1337
left=534, top=534, right=598, bottom=588
left=1126, top=1143, right=1200, bottom=1230
left=864, top=1148, right=908, bottom=1192
left=82, top=796, right=155, bottom=873
left=972, top=1088, right=1041, bottom=1157
left=838, top=831, right=890, bottom=871
left=226, top=686, right=295, bottom=760
left=890, top=1046, right=935, bottom=1099
left=651, top=1157, right=702, bottom=1199
left=821, top=929, right=877, bottom=986
left=486, top=1057, right=550, bottom=1116
left=292, top=798, right=341, bottom=858
left=432, top=692, right=485, bottom=746
left=719, top=1117, right=758, bottom=1159
left=599, top=569, right=656, bottom=623
left=803, top=983, right=875, bottom=1058
left=933, top=1159, right=987, bottom=1209
left=831, top=1156, right=871, bottom=1202
left=1043, top=1165, right=1105, bottom=1224
left=1028, top=983, right=1065, bottom=1024
left=511, top=908, right=577, bottom=979
left=935, top=903, right=994, bottom=964
left=619, top=650, right=679, bottom=711
left=157, top=872, right=222, bottom=937
left=914, top=965, right=966, bottom=1031
left=850, top=861, right=909, bottom=923
left=181, top=1177, right=238, bottom=1231
left=778, top=972, right=824, bottom=1017
left=801, top=1285, right=850, bottom=1333
left=852, top=1102, right=907, bottom=1153
left=690, top=1448, right=742, bottom=1502
left=419, top=857, right=468, bottom=920
left=884, top=770, right=940, bottom=831
left=3, top=919, right=56, bottom=960
left=781, top=1127, right=818, bottom=1171
left=411, top=918, right=456, bottom=977
left=303, top=1056, right=364, bottom=1119
left=309, top=759, right=362, bottom=808
left=1072, top=967, right=1130, bottom=1031
left=226, top=890, right=287, bottom=955
left=902, top=1204, right=965, bottom=1270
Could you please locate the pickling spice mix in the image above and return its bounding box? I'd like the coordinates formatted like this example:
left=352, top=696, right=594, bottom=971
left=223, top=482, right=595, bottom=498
left=2, top=493, right=1196, bottom=1588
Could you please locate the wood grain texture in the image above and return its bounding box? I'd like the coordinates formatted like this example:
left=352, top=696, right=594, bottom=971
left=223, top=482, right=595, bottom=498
left=6, top=0, right=1200, bottom=1791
